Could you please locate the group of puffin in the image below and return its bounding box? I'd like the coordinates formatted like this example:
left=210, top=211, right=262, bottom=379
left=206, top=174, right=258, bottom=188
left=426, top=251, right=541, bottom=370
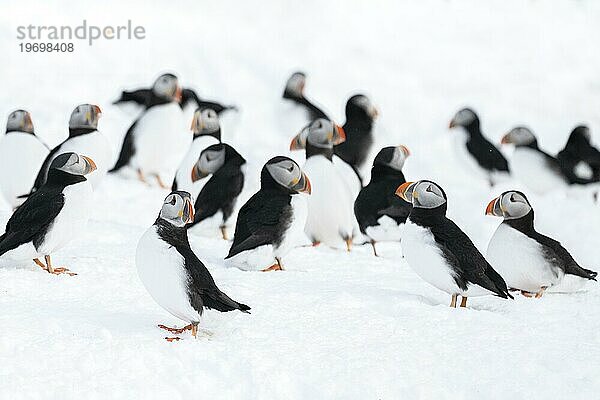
left=0, top=71, right=597, bottom=341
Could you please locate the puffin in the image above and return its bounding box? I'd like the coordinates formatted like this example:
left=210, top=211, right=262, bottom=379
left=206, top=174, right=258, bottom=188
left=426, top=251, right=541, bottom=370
left=187, top=143, right=246, bottom=240
left=282, top=72, right=329, bottom=122
left=486, top=190, right=597, bottom=297
left=557, top=125, right=600, bottom=183
left=500, top=126, right=586, bottom=194
left=226, top=156, right=311, bottom=272
left=0, top=152, right=96, bottom=275
left=448, top=108, right=509, bottom=186
left=354, top=145, right=412, bottom=256
left=30, top=104, right=109, bottom=192
left=396, top=180, right=512, bottom=307
left=172, top=108, right=221, bottom=200
left=109, top=73, right=190, bottom=188
left=292, top=118, right=355, bottom=250
left=136, top=191, right=250, bottom=340
left=0, top=110, right=49, bottom=209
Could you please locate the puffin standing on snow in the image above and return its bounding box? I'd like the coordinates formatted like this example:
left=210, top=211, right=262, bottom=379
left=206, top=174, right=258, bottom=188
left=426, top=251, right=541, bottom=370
left=396, top=180, right=512, bottom=307
left=557, top=125, right=600, bottom=183
left=136, top=191, right=250, bottom=340
left=486, top=190, right=597, bottom=297
left=30, top=104, right=109, bottom=192
left=172, top=108, right=221, bottom=199
left=291, top=118, right=355, bottom=250
left=226, top=157, right=311, bottom=271
left=448, top=108, right=509, bottom=186
left=0, top=110, right=49, bottom=208
left=187, top=143, right=246, bottom=240
left=354, top=146, right=412, bottom=256
left=0, top=152, right=96, bottom=276
left=109, top=73, right=190, bottom=188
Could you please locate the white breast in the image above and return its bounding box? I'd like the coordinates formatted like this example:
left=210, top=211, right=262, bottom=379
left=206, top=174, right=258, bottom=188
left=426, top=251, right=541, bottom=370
left=136, top=226, right=202, bottom=323
left=274, top=194, right=309, bottom=258
left=486, top=223, right=563, bottom=292
left=0, top=133, right=49, bottom=208
left=511, top=148, right=566, bottom=194
left=174, top=136, right=218, bottom=199
left=303, top=155, right=354, bottom=247
left=55, top=131, right=112, bottom=189
left=37, top=181, right=93, bottom=256
left=132, top=103, right=190, bottom=182
left=365, top=215, right=403, bottom=242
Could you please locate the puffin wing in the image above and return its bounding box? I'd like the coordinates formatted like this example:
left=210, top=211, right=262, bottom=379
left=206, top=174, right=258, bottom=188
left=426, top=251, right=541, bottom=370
left=176, top=245, right=250, bottom=313
left=226, top=192, right=289, bottom=258
left=192, top=165, right=244, bottom=225
left=113, top=88, right=153, bottom=106
left=0, top=188, right=65, bottom=256
left=378, top=190, right=412, bottom=224
left=28, top=143, right=65, bottom=194
left=467, top=139, right=510, bottom=173
left=532, top=232, right=597, bottom=280
left=109, top=120, right=138, bottom=173
left=431, top=218, right=512, bottom=298
left=181, top=88, right=236, bottom=114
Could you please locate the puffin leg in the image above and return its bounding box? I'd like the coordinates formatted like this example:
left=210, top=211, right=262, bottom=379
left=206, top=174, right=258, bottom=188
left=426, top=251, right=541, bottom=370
left=191, top=322, right=199, bottom=338
left=33, top=258, right=47, bottom=271
left=520, top=290, right=534, bottom=298
left=311, top=241, right=321, bottom=247
left=370, top=241, right=379, bottom=257
left=136, top=169, right=147, bottom=183
left=164, top=337, right=181, bottom=342
left=460, top=297, right=468, bottom=307
left=535, top=286, right=548, bottom=299
left=345, top=238, right=353, bottom=252
left=158, top=324, right=193, bottom=334
left=450, top=294, right=457, bottom=308
left=154, top=174, right=168, bottom=189
left=219, top=225, right=228, bottom=241
left=262, top=257, right=284, bottom=272
left=44, top=255, right=76, bottom=276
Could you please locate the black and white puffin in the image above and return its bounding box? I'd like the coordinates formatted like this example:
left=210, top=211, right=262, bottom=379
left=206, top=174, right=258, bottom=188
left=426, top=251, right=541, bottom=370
left=500, top=126, right=577, bottom=193
left=448, top=108, right=509, bottom=186
left=187, top=143, right=246, bottom=240
left=396, top=180, right=512, bottom=307
left=226, top=156, right=311, bottom=272
left=0, top=110, right=49, bottom=208
left=282, top=72, right=329, bottom=123
left=354, top=145, right=412, bottom=256
left=486, top=190, right=597, bottom=296
left=30, top=104, right=109, bottom=192
left=557, top=125, right=600, bottom=183
left=109, top=73, right=190, bottom=187
left=136, top=191, right=250, bottom=340
left=291, top=118, right=355, bottom=250
left=172, top=108, right=221, bottom=200
left=0, top=152, right=96, bottom=275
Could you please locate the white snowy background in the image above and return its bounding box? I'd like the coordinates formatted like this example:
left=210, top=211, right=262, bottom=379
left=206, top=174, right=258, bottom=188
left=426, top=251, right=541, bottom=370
left=1, top=0, right=600, bottom=398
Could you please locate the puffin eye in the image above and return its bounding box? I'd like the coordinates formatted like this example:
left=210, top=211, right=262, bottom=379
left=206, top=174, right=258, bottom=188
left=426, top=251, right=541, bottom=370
left=426, top=185, right=434, bottom=193
left=510, top=194, right=516, bottom=202
left=170, top=197, right=176, bottom=205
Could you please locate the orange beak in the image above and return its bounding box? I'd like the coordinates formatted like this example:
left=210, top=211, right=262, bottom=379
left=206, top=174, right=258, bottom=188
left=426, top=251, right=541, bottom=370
left=399, top=145, right=410, bottom=156
left=93, top=105, right=102, bottom=117
left=81, top=155, right=97, bottom=172
left=395, top=181, right=414, bottom=201
left=191, top=166, right=202, bottom=182
left=486, top=197, right=501, bottom=216
left=334, top=124, right=346, bottom=145
left=190, top=114, right=199, bottom=132
left=185, top=199, right=195, bottom=223
left=174, top=86, right=183, bottom=103
left=300, top=174, right=311, bottom=194
left=289, top=134, right=304, bottom=151
left=500, top=134, right=510, bottom=145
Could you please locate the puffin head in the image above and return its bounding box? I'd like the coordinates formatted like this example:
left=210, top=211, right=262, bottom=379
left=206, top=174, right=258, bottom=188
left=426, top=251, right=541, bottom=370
left=284, top=72, right=306, bottom=99
left=289, top=118, right=345, bottom=150
left=191, top=143, right=227, bottom=182
left=486, top=190, right=532, bottom=220
left=152, top=73, right=182, bottom=103
left=395, top=180, right=447, bottom=209
left=449, top=108, right=478, bottom=129
left=159, top=191, right=194, bottom=227
left=565, top=125, right=592, bottom=151
left=6, top=109, right=34, bottom=134
left=373, top=145, right=410, bottom=171
left=346, top=94, right=379, bottom=121
left=501, top=126, right=536, bottom=147
left=263, top=156, right=311, bottom=195
left=190, top=108, right=220, bottom=140
left=50, top=152, right=97, bottom=176
left=69, top=104, right=102, bottom=130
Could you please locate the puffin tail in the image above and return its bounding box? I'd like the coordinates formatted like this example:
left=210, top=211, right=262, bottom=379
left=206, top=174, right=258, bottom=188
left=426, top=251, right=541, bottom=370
left=565, top=265, right=598, bottom=281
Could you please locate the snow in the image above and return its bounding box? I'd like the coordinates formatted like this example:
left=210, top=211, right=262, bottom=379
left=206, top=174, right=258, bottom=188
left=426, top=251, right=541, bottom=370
left=2, top=0, right=600, bottom=398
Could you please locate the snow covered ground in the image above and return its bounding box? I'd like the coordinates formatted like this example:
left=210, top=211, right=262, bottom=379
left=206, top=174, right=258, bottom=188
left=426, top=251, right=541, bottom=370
left=2, top=0, right=600, bottom=398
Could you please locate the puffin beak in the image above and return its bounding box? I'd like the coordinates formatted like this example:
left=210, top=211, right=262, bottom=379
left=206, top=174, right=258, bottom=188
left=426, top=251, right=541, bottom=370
left=485, top=197, right=502, bottom=216
left=500, top=134, right=511, bottom=145
left=191, top=165, right=208, bottom=182
left=368, top=105, right=379, bottom=119
left=23, top=113, right=33, bottom=132
left=185, top=198, right=195, bottom=223
left=93, top=105, right=102, bottom=118
left=395, top=181, right=414, bottom=202
left=449, top=119, right=457, bottom=129
left=333, top=124, right=346, bottom=145
left=299, top=173, right=312, bottom=194
left=81, top=155, right=97, bottom=173
left=399, top=145, right=410, bottom=157
left=174, top=86, right=183, bottom=103
left=289, top=133, right=305, bottom=151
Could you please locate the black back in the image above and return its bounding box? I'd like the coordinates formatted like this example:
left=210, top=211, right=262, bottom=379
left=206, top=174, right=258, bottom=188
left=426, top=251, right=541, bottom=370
left=557, top=127, right=600, bottom=183
left=155, top=219, right=250, bottom=313
left=461, top=119, right=509, bottom=173
left=334, top=100, right=375, bottom=170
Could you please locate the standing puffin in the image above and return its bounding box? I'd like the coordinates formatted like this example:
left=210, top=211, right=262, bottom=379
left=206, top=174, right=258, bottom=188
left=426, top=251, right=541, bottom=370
left=0, top=110, right=49, bottom=209
left=354, top=146, right=412, bottom=256
left=396, top=180, right=512, bottom=307
left=30, top=104, right=109, bottom=192
left=486, top=190, right=597, bottom=296
left=187, top=143, right=246, bottom=240
left=109, top=73, right=190, bottom=187
left=0, top=152, right=96, bottom=275
left=136, top=191, right=250, bottom=340
left=292, top=118, right=355, bottom=250
left=557, top=125, right=600, bottom=183
left=226, top=156, right=311, bottom=271
left=449, top=108, right=509, bottom=186
left=172, top=108, right=221, bottom=200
